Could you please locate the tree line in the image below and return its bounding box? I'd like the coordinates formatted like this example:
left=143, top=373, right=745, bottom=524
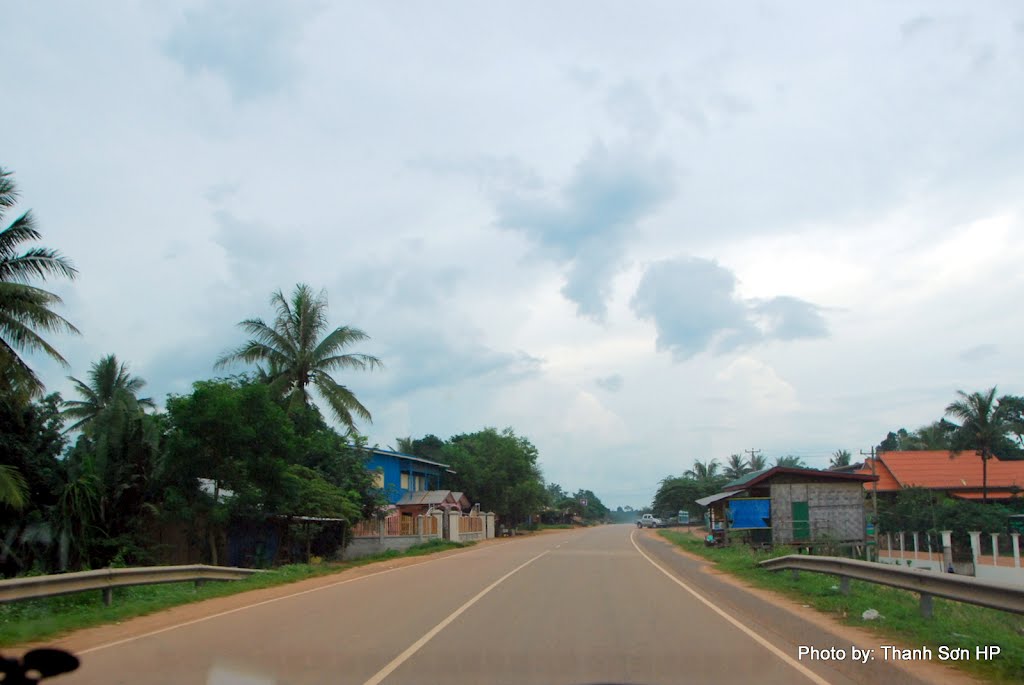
left=395, top=431, right=610, bottom=525
left=1, top=165, right=604, bottom=575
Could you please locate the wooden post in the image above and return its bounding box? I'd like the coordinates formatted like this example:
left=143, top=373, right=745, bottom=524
left=102, top=587, right=113, bottom=606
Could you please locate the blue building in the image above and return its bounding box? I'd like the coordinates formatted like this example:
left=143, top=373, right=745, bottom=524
left=364, top=447, right=454, bottom=504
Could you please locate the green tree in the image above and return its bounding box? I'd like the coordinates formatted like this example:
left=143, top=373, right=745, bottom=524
left=394, top=436, right=416, bottom=454
left=162, top=379, right=299, bottom=563
left=0, top=464, right=28, bottom=509
left=829, top=449, right=852, bottom=469
left=684, top=459, right=721, bottom=480
left=723, top=454, right=748, bottom=481
left=0, top=392, right=70, bottom=575
left=997, top=394, right=1024, bottom=456
left=651, top=475, right=714, bottom=519
left=216, top=284, right=382, bottom=433
left=945, top=387, right=1013, bottom=503
left=442, top=428, right=546, bottom=525
left=747, top=453, right=767, bottom=471
left=0, top=167, right=79, bottom=400
left=774, top=455, right=806, bottom=468
left=61, top=354, right=155, bottom=433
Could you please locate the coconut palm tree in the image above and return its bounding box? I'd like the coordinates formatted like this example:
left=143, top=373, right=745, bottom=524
left=216, top=284, right=382, bottom=433
left=684, top=459, right=721, bottom=481
left=945, top=387, right=1011, bottom=503
left=748, top=453, right=767, bottom=471
left=395, top=436, right=416, bottom=454
left=774, top=455, right=806, bottom=468
left=0, top=167, right=79, bottom=399
left=723, top=454, right=749, bottom=480
left=0, top=464, right=28, bottom=509
left=61, top=354, right=155, bottom=433
left=829, top=449, right=852, bottom=469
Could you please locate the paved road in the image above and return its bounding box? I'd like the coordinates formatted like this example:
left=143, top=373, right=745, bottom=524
left=55, top=525, right=950, bottom=685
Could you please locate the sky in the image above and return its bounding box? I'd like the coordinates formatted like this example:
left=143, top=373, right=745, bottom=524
left=4, top=2, right=1023, bottom=508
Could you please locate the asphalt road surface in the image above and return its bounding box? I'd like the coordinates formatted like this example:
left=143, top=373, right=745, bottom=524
left=52, top=525, right=955, bottom=685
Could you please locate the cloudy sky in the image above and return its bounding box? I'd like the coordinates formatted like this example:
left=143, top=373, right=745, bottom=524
left=4, top=2, right=1023, bottom=507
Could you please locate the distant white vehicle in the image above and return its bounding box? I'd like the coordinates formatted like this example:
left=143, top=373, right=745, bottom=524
left=636, top=513, right=664, bottom=528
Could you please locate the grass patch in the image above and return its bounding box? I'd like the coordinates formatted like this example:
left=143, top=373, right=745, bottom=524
left=0, top=540, right=476, bottom=647
left=659, top=531, right=1024, bottom=684
left=536, top=524, right=573, bottom=530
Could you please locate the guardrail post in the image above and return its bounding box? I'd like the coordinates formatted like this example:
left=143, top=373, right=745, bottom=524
left=195, top=579, right=206, bottom=590
left=839, top=577, right=850, bottom=595
left=968, top=531, right=981, bottom=565
left=1012, top=533, right=1020, bottom=569
left=102, top=587, right=113, bottom=606
left=790, top=569, right=799, bottom=581
left=919, top=592, right=933, bottom=618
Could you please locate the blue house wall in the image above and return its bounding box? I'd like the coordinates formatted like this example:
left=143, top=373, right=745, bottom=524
left=364, top=448, right=450, bottom=504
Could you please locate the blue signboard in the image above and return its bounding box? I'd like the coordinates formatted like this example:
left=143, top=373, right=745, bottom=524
left=729, top=498, right=771, bottom=530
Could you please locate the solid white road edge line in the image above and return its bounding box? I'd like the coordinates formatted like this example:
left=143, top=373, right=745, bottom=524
left=630, top=530, right=832, bottom=685
left=361, top=550, right=550, bottom=685
left=77, top=535, right=565, bottom=656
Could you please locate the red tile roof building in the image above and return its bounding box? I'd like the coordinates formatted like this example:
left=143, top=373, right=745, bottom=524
left=856, top=450, right=1024, bottom=500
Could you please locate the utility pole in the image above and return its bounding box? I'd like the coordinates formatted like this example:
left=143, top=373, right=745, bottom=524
left=744, top=448, right=762, bottom=466
left=861, top=446, right=878, bottom=560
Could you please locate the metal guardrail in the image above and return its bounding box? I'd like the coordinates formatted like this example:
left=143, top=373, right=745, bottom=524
left=759, top=555, right=1024, bottom=618
left=0, top=565, right=262, bottom=606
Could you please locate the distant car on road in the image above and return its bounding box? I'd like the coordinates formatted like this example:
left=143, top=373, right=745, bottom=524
left=636, top=514, right=664, bottom=528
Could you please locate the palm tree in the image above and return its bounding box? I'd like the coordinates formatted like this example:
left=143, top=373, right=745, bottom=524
left=829, top=449, right=852, bottom=469
left=395, top=436, right=416, bottom=454
left=216, top=284, right=382, bottom=433
left=0, top=167, right=79, bottom=399
left=945, top=387, right=1011, bottom=503
left=748, top=453, right=767, bottom=471
left=61, top=354, right=155, bottom=433
left=774, top=455, right=806, bottom=468
left=0, top=464, right=28, bottom=509
left=684, top=459, right=721, bottom=480
left=723, top=454, right=749, bottom=480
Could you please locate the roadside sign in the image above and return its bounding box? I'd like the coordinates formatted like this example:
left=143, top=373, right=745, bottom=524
left=679, top=510, right=689, bottom=525
left=580, top=498, right=588, bottom=507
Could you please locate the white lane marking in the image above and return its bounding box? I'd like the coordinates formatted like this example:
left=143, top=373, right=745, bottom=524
left=76, top=541, right=525, bottom=655
left=630, top=531, right=831, bottom=685
left=361, top=550, right=549, bottom=685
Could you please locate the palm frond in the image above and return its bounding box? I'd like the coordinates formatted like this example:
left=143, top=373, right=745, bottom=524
left=312, top=324, right=371, bottom=358
left=315, top=373, right=372, bottom=429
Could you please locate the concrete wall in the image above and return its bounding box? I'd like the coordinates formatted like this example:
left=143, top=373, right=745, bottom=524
left=771, top=479, right=865, bottom=544
left=342, top=535, right=428, bottom=560
left=460, top=531, right=485, bottom=542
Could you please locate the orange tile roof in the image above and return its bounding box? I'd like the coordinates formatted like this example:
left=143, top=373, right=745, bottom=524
left=863, top=451, right=1024, bottom=492
left=854, top=458, right=900, bottom=491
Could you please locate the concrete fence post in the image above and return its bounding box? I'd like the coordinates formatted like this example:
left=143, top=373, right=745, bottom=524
left=417, top=515, right=424, bottom=541
left=485, top=513, right=495, bottom=539
left=447, top=511, right=461, bottom=543
left=991, top=533, right=999, bottom=566
left=912, top=531, right=919, bottom=558
left=886, top=533, right=892, bottom=558
left=1012, top=533, right=1021, bottom=569
left=968, top=531, right=981, bottom=565
left=899, top=532, right=905, bottom=561
left=378, top=517, right=385, bottom=543
left=432, top=512, right=444, bottom=539
left=941, top=530, right=953, bottom=571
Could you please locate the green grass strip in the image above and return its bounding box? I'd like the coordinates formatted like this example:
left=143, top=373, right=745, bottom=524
left=0, top=540, right=474, bottom=647
left=658, top=531, right=1024, bottom=684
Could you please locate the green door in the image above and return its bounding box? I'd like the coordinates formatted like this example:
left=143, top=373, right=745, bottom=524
left=792, top=501, right=810, bottom=541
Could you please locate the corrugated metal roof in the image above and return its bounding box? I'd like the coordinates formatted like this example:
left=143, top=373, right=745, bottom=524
left=696, top=490, right=744, bottom=507
left=723, top=466, right=876, bottom=491
left=395, top=490, right=456, bottom=506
